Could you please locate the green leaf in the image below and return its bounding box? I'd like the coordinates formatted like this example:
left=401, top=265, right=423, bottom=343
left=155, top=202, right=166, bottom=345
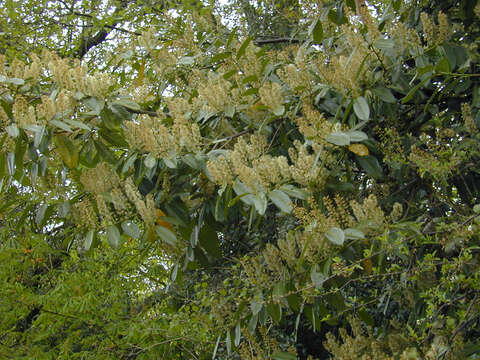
left=372, top=86, right=396, bottom=103
left=356, top=155, right=383, bottom=178
left=271, top=104, right=285, bottom=116
left=84, top=230, right=94, bottom=251
left=326, top=131, right=350, bottom=146
left=113, top=99, right=141, bottom=111
left=106, top=225, right=120, bottom=248
left=253, top=192, right=267, bottom=215
left=353, top=96, right=370, bottom=120
left=247, top=314, right=258, bottom=334
left=279, top=184, right=309, bottom=200
left=226, top=330, right=232, bottom=355
left=55, top=134, right=78, bottom=168
left=311, top=266, right=327, bottom=289
left=268, top=189, right=293, bottom=213
left=50, top=119, right=73, bottom=132
left=121, top=221, right=140, bottom=239
left=212, top=335, right=221, bottom=360
left=234, top=322, right=241, bottom=347
left=177, top=56, right=195, bottom=65
left=236, top=36, right=253, bottom=59
left=84, top=97, right=104, bottom=114
left=155, top=226, right=177, bottom=246
left=344, top=228, right=365, bottom=239
left=347, top=130, right=368, bottom=142
left=325, top=227, right=345, bottom=246
left=435, top=57, right=451, bottom=73
left=374, top=38, right=395, bottom=50
left=63, top=118, right=91, bottom=131
left=272, top=352, right=297, bottom=360
left=401, top=76, right=432, bottom=104
left=251, top=291, right=263, bottom=315
left=35, top=203, right=47, bottom=225
left=267, top=303, right=282, bottom=323
left=309, top=18, right=323, bottom=44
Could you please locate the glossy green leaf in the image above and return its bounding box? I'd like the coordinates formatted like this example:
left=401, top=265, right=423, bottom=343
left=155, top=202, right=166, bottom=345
left=121, top=221, right=140, bottom=239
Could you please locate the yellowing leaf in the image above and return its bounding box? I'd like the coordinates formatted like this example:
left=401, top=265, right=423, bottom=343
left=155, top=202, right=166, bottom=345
left=348, top=143, right=369, bottom=156
left=156, top=209, right=173, bottom=231
left=55, top=134, right=78, bottom=168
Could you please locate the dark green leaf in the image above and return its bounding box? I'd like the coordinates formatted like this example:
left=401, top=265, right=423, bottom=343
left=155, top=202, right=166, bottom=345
left=356, top=155, right=383, bottom=178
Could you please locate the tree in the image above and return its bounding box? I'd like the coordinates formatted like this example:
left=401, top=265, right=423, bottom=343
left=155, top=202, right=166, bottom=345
left=1, top=0, right=480, bottom=358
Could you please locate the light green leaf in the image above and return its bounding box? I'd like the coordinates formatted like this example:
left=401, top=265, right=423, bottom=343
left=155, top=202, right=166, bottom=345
left=353, top=96, right=370, bottom=120
left=326, top=131, right=350, bottom=146
left=344, top=228, right=365, bottom=239
left=84, top=97, right=104, bottom=114
left=374, top=38, right=395, bottom=50
left=234, top=322, right=241, bottom=347
left=144, top=153, right=156, bottom=168
left=347, top=130, right=368, bottom=142
left=268, top=189, right=293, bottom=213
left=311, top=266, right=327, bottom=289
left=106, top=225, right=120, bottom=248
left=251, top=291, right=263, bottom=315
left=474, top=204, right=480, bottom=214
left=5, top=124, right=19, bottom=138
left=272, top=104, right=285, bottom=116
left=155, top=226, right=177, bottom=246
left=279, top=184, right=309, bottom=200
left=121, top=221, right=140, bottom=239
left=84, top=230, right=94, bottom=251
left=50, top=119, right=73, bottom=132
left=253, top=192, right=267, bottom=215
left=177, top=56, right=195, bottom=65
left=325, top=227, right=345, bottom=246
left=113, top=99, right=141, bottom=111
left=63, top=118, right=91, bottom=131
left=35, top=203, right=47, bottom=225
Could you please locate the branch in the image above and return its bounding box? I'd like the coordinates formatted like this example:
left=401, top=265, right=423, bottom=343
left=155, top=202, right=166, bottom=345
left=72, top=1, right=131, bottom=59
left=254, top=38, right=300, bottom=45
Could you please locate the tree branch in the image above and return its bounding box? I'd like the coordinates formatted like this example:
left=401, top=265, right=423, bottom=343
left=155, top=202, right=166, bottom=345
left=254, top=37, right=300, bottom=45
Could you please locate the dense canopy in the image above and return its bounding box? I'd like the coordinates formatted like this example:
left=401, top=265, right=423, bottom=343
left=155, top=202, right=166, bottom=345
left=1, top=0, right=480, bottom=359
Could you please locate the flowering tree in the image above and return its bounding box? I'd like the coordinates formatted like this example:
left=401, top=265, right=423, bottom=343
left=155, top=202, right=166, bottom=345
left=1, top=0, right=480, bottom=358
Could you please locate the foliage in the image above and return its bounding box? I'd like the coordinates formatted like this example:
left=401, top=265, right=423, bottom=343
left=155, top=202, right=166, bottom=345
left=1, top=0, right=480, bottom=359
